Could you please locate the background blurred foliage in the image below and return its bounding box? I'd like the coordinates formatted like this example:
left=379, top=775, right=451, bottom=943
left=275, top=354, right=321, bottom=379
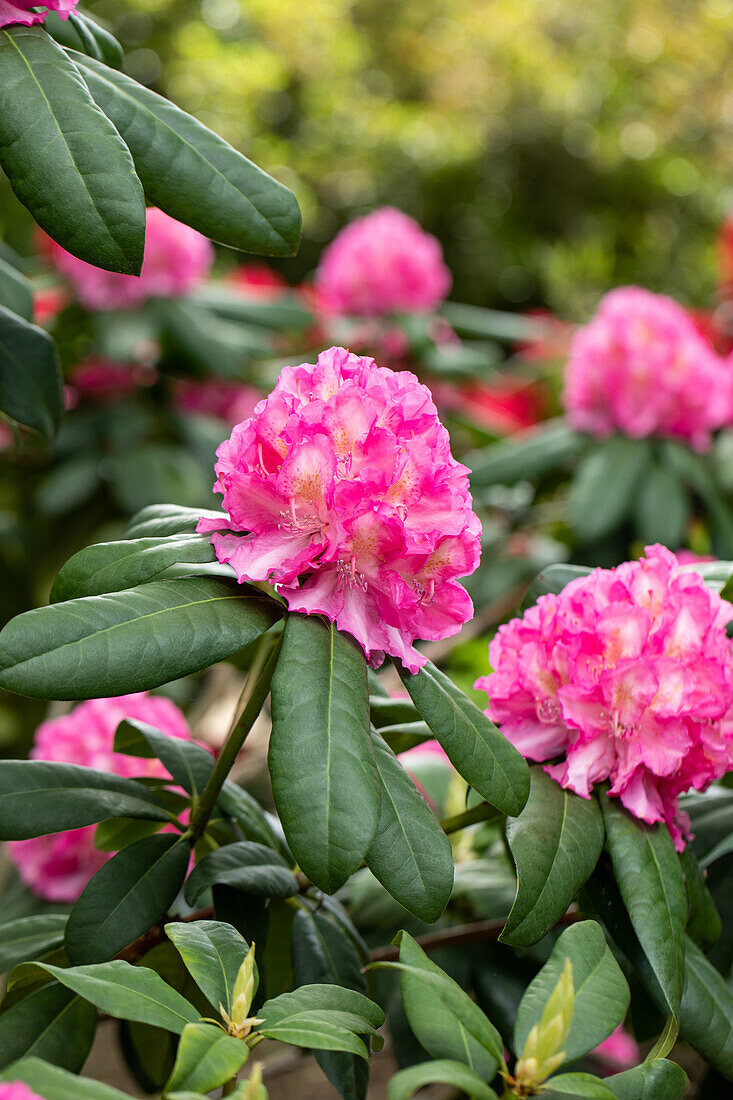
left=4, top=0, right=733, bottom=316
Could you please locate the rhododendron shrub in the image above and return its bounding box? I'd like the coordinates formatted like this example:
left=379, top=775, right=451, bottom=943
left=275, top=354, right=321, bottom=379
left=50, top=208, right=215, bottom=312
left=198, top=345, right=481, bottom=671
left=564, top=286, right=730, bottom=450
left=315, top=207, right=451, bottom=316
left=8, top=693, right=196, bottom=901
left=477, top=544, right=733, bottom=848
left=0, top=0, right=77, bottom=27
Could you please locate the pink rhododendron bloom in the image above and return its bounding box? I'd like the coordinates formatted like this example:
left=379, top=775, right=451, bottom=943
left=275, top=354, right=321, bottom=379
left=475, top=545, right=733, bottom=848
left=0, top=1084, right=45, bottom=1100
left=315, top=208, right=451, bottom=317
left=175, top=378, right=261, bottom=427
left=198, top=346, right=481, bottom=672
left=0, top=0, right=76, bottom=27
left=8, top=693, right=199, bottom=902
left=70, top=358, right=157, bottom=402
left=590, top=1026, right=639, bottom=1075
left=50, top=208, right=214, bottom=312
left=564, top=287, right=731, bottom=451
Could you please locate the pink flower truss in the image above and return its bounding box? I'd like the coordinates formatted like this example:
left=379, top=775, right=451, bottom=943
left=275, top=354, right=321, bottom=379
left=8, top=693, right=196, bottom=902
left=175, top=378, right=262, bottom=427
left=50, top=208, right=214, bottom=312
left=0, top=1085, right=45, bottom=1100
left=0, top=0, right=76, bottom=27
left=563, top=286, right=731, bottom=451
left=198, top=346, right=481, bottom=672
left=475, top=545, right=733, bottom=848
left=315, top=208, right=451, bottom=317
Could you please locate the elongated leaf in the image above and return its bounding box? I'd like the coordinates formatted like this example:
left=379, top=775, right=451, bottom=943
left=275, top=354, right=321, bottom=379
left=542, top=1074, right=616, bottom=1099
left=633, top=462, right=689, bottom=547
left=501, top=769, right=604, bottom=947
left=185, top=841, right=298, bottom=905
left=0, top=304, right=63, bottom=438
left=65, top=834, right=189, bottom=964
left=0, top=914, right=67, bottom=974
left=514, top=921, right=630, bottom=1063
left=125, top=504, right=229, bottom=539
left=115, top=718, right=214, bottom=797
left=467, top=418, right=586, bottom=488
left=69, top=11, right=124, bottom=69
left=679, top=845, right=721, bottom=950
left=164, top=1022, right=249, bottom=1094
left=257, top=1014, right=370, bottom=1059
left=605, top=1059, right=687, bottom=1100
left=0, top=760, right=167, bottom=840
left=521, top=564, right=593, bottom=610
left=382, top=931, right=502, bottom=1080
left=29, top=960, right=199, bottom=1034
left=67, top=50, right=301, bottom=256
left=270, top=614, right=380, bottom=894
left=398, top=659, right=529, bottom=816
left=570, top=436, right=652, bottom=542
left=365, top=729, right=453, bottom=922
left=0, top=27, right=145, bottom=273
left=369, top=697, right=420, bottom=728
left=217, top=781, right=289, bottom=856
left=257, top=983, right=383, bottom=1060
left=259, top=984, right=384, bottom=1030
left=0, top=578, right=279, bottom=699
left=166, top=920, right=252, bottom=1016
left=0, top=1058, right=133, bottom=1100
left=678, top=935, right=733, bottom=1079
left=0, top=255, right=32, bottom=319
left=602, top=796, right=686, bottom=1020
left=388, top=1060, right=498, bottom=1100
left=0, top=984, right=96, bottom=1071
left=50, top=534, right=218, bottom=602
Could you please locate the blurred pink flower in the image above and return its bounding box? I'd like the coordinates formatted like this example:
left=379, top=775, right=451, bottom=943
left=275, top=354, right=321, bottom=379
left=175, top=378, right=262, bottom=427
left=315, top=208, right=451, bottom=317
left=591, top=1026, right=639, bottom=1075
left=0, top=0, right=77, bottom=27
left=69, top=358, right=157, bottom=403
left=50, top=208, right=214, bottom=312
left=199, top=346, right=481, bottom=672
left=228, top=263, right=288, bottom=298
left=564, top=287, right=731, bottom=451
left=475, top=545, right=733, bottom=849
left=8, top=693, right=199, bottom=902
left=0, top=1084, right=45, bottom=1100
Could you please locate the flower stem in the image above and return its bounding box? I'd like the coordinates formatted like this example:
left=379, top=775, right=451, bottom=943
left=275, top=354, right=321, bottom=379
left=440, top=802, right=503, bottom=835
left=188, top=630, right=282, bottom=844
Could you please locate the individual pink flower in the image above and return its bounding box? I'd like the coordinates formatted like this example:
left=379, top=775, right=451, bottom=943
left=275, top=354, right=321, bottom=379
left=198, top=346, right=481, bottom=672
left=174, top=378, right=262, bottom=427
left=49, top=208, right=214, bottom=312
left=475, top=545, right=733, bottom=849
left=8, top=693, right=200, bottom=902
left=69, top=358, right=158, bottom=403
left=590, top=1026, right=639, bottom=1076
left=563, top=287, right=731, bottom=451
left=0, top=0, right=77, bottom=27
left=0, top=1084, right=46, bottom=1100
left=315, top=208, right=451, bottom=317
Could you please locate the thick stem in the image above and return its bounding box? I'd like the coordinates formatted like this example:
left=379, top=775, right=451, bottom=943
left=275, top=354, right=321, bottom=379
left=440, top=801, right=502, bottom=835
left=188, top=630, right=282, bottom=844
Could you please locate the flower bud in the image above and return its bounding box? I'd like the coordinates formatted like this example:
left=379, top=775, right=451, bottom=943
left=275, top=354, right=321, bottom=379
left=515, top=958, right=574, bottom=1091
left=231, top=943, right=257, bottom=1032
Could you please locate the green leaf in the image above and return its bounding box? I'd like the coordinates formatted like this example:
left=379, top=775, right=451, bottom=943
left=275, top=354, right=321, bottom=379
left=217, top=781, right=289, bottom=856
left=68, top=11, right=124, bottom=69
left=29, top=960, right=199, bottom=1034
left=500, top=769, right=604, bottom=947
left=677, top=934, right=733, bottom=1079
left=605, top=1059, right=687, bottom=1100
left=257, top=984, right=383, bottom=1060
left=259, top=984, right=384, bottom=1030
left=514, top=921, right=630, bottom=1063
left=633, top=462, right=689, bottom=547
left=601, top=796, right=687, bottom=1021
left=0, top=27, right=145, bottom=274
left=65, top=834, right=190, bottom=964
left=0, top=984, right=97, bottom=1071
left=570, top=436, right=651, bottom=542
left=115, top=718, right=214, bottom=797
left=0, top=254, right=32, bottom=319
left=398, top=659, right=529, bottom=817
left=387, top=1060, right=499, bottom=1100
left=0, top=914, right=68, bottom=974
left=164, top=1022, right=250, bottom=1094
left=0, top=578, right=280, bottom=699
left=466, top=418, right=586, bottom=488
left=94, top=816, right=163, bottom=851
left=365, top=728, right=453, bottom=923
left=382, top=931, right=502, bottom=1079
left=184, top=841, right=298, bottom=905
left=66, top=50, right=301, bottom=257
left=679, top=845, right=721, bottom=950
left=190, top=284, right=312, bottom=331
left=269, top=614, right=380, bottom=894
left=0, top=760, right=168, bottom=839
left=521, top=564, right=593, bottom=610
left=165, top=919, right=253, bottom=1017
left=369, top=697, right=420, bottom=728
left=157, top=298, right=273, bottom=376
left=50, top=534, right=218, bottom=602
left=543, top=1074, right=616, bottom=1099
left=0, top=1058, right=133, bottom=1100
left=0, top=304, right=63, bottom=438
left=125, top=504, right=229, bottom=540
left=440, top=302, right=553, bottom=343
left=256, top=1013, right=370, bottom=1059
